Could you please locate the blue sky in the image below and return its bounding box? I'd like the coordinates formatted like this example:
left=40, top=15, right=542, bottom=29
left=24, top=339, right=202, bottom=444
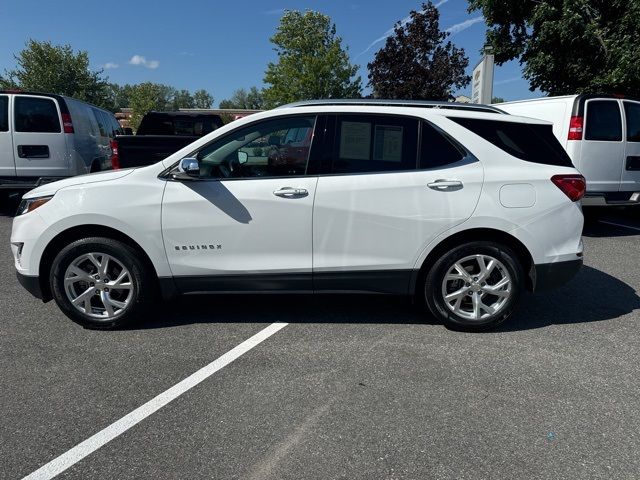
left=0, top=0, right=540, bottom=106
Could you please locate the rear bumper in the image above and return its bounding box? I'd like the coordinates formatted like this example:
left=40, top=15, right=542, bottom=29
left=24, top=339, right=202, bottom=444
left=16, top=271, right=45, bottom=300
left=533, top=258, right=583, bottom=292
left=582, top=191, right=640, bottom=206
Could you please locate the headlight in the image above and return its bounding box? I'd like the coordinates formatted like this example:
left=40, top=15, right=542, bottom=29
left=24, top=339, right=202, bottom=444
left=16, top=195, right=54, bottom=216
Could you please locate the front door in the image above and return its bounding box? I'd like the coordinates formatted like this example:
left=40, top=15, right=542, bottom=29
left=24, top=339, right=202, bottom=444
left=0, top=95, right=15, bottom=177
left=162, top=115, right=319, bottom=292
left=312, top=114, right=483, bottom=294
left=13, top=95, right=69, bottom=177
left=581, top=99, right=625, bottom=192
left=622, top=100, right=640, bottom=193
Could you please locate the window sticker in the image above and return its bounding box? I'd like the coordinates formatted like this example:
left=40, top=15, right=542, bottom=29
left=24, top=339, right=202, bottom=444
left=374, top=125, right=403, bottom=162
left=339, top=121, right=371, bottom=160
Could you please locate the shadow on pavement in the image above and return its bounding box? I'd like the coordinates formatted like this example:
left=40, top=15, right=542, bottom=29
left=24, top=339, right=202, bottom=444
left=131, top=266, right=639, bottom=332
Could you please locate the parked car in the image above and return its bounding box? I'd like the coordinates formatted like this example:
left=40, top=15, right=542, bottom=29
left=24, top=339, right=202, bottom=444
left=115, top=111, right=224, bottom=169
left=0, top=90, right=122, bottom=191
left=11, top=100, right=585, bottom=331
left=497, top=95, right=640, bottom=206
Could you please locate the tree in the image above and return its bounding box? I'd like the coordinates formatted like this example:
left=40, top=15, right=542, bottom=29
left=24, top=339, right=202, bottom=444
left=193, top=89, right=214, bottom=109
left=172, top=89, right=195, bottom=109
left=128, top=82, right=172, bottom=130
left=367, top=2, right=470, bottom=100
left=491, top=96, right=505, bottom=104
left=263, top=10, right=361, bottom=108
left=219, top=87, right=265, bottom=110
left=0, top=39, right=110, bottom=108
left=469, top=0, right=640, bottom=96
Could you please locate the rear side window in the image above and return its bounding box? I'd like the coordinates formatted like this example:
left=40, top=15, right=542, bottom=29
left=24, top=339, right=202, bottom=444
left=93, top=109, right=108, bottom=137
left=332, top=114, right=418, bottom=174
left=624, top=102, right=640, bottom=142
left=585, top=100, right=622, bottom=141
left=0, top=96, right=7, bottom=131
left=450, top=117, right=573, bottom=167
left=420, top=122, right=465, bottom=168
left=14, top=96, right=61, bottom=133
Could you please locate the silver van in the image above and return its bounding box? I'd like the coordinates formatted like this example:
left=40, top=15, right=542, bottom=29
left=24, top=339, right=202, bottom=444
left=497, top=95, right=640, bottom=206
left=0, top=91, right=123, bottom=190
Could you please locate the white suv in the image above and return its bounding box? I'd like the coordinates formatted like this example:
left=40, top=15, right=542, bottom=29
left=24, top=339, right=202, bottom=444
left=10, top=100, right=585, bottom=331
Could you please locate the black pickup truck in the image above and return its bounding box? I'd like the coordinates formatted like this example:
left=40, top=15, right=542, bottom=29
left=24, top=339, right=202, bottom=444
left=115, top=111, right=224, bottom=168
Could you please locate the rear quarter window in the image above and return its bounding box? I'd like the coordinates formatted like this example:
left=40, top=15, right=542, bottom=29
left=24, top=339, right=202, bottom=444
left=449, top=117, right=574, bottom=167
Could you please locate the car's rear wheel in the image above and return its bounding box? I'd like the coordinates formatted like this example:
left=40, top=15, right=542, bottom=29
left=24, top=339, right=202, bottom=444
left=50, top=237, right=155, bottom=329
left=424, top=241, right=524, bottom=331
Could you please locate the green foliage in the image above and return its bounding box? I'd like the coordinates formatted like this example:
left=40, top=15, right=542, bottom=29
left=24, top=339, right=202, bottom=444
left=367, top=2, right=470, bottom=100
left=491, top=96, right=505, bottom=104
left=469, top=0, right=640, bottom=96
left=128, top=82, right=171, bottom=130
left=172, top=89, right=195, bottom=109
left=263, top=10, right=362, bottom=108
left=219, top=87, right=265, bottom=110
left=193, top=89, right=214, bottom=108
left=0, top=39, right=111, bottom=108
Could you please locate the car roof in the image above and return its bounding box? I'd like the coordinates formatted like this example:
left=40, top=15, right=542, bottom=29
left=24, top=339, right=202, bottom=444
left=271, top=104, right=552, bottom=125
left=279, top=98, right=506, bottom=114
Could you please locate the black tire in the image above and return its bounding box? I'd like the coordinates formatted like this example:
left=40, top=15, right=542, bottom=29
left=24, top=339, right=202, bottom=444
left=50, top=237, right=156, bottom=329
left=423, top=241, right=524, bottom=332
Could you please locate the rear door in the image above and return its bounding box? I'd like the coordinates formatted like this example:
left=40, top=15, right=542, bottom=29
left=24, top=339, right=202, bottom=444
left=581, top=99, right=625, bottom=192
left=312, top=114, right=483, bottom=294
left=622, top=100, right=640, bottom=192
left=0, top=94, right=14, bottom=177
left=13, top=95, right=68, bottom=177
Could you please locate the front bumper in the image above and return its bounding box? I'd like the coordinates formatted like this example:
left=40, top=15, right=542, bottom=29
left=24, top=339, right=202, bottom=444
left=533, top=258, right=583, bottom=292
left=16, top=272, right=46, bottom=300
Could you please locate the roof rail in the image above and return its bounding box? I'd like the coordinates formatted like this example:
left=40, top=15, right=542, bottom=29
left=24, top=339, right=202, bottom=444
left=277, top=99, right=506, bottom=114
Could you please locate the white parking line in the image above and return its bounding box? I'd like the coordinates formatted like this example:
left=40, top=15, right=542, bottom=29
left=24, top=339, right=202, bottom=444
left=22, top=322, right=289, bottom=480
left=600, top=220, right=640, bottom=233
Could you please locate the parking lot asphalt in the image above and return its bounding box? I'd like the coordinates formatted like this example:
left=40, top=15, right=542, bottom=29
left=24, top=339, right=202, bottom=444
left=1, top=199, right=640, bottom=480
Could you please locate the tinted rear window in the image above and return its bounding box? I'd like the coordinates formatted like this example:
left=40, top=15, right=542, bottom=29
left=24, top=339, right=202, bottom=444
left=420, top=122, right=465, bottom=168
left=585, top=100, right=622, bottom=141
left=449, top=117, right=573, bottom=167
left=0, top=96, right=7, bottom=131
left=138, top=115, right=222, bottom=136
left=15, top=96, right=61, bottom=133
left=624, top=102, right=640, bottom=142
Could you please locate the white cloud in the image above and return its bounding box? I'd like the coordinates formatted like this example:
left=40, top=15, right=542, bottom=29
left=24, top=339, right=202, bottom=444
left=445, top=16, right=484, bottom=35
left=129, top=55, right=160, bottom=69
left=356, top=1, right=451, bottom=58
left=494, top=76, right=522, bottom=86
left=103, top=62, right=119, bottom=69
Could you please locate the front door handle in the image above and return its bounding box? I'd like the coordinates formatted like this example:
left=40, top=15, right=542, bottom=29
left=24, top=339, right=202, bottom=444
left=273, top=187, right=309, bottom=198
left=427, top=179, right=463, bottom=191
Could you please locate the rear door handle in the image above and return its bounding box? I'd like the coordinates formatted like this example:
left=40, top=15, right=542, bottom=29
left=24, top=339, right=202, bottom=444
left=427, top=179, right=463, bottom=191
left=273, top=187, right=309, bottom=198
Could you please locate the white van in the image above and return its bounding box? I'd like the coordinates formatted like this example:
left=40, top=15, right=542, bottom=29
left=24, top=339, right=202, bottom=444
left=0, top=90, right=123, bottom=191
left=497, top=95, right=640, bottom=205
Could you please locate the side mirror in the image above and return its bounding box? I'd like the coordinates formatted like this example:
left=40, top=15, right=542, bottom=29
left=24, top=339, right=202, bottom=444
left=238, top=151, right=249, bottom=164
left=172, top=157, right=200, bottom=180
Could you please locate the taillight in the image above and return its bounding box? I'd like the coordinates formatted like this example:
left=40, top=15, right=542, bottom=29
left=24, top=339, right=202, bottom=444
left=61, top=113, right=74, bottom=133
left=568, top=116, right=583, bottom=140
left=110, top=139, right=120, bottom=170
left=551, top=174, right=586, bottom=202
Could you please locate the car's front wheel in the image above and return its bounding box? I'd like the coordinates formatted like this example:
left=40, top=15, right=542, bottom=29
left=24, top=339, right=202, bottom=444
left=50, top=237, right=155, bottom=329
left=424, top=241, right=524, bottom=331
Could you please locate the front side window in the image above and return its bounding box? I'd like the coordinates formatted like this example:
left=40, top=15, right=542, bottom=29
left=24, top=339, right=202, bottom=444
left=585, top=100, right=622, bottom=141
left=624, top=102, right=640, bottom=142
left=331, top=115, right=418, bottom=174
left=0, top=96, right=7, bottom=132
left=196, top=115, right=316, bottom=179
left=14, top=96, right=61, bottom=133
